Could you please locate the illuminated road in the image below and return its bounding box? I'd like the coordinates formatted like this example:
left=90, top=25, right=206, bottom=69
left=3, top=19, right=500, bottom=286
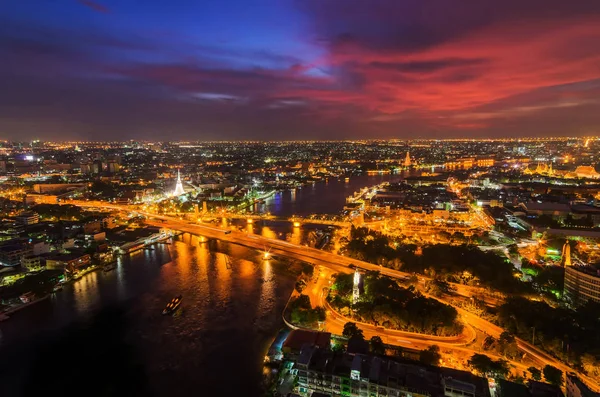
left=302, top=266, right=476, bottom=347
left=69, top=200, right=599, bottom=391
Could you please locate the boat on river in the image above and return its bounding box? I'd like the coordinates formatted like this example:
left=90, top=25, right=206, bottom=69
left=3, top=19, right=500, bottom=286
left=162, top=295, right=182, bottom=315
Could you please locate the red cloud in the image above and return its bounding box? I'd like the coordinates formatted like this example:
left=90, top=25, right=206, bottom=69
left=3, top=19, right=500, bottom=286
left=320, top=17, right=600, bottom=119
left=103, top=9, right=600, bottom=133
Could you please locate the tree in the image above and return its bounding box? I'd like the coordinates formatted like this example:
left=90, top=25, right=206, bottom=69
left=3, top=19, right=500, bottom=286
left=543, top=365, right=563, bottom=386
left=527, top=367, right=542, bottom=381
left=425, top=279, right=451, bottom=297
left=419, top=345, right=441, bottom=366
left=333, top=273, right=355, bottom=296
left=468, top=354, right=495, bottom=376
left=302, top=264, right=314, bottom=278
left=342, top=322, right=364, bottom=340
left=468, top=354, right=509, bottom=378
left=491, top=359, right=510, bottom=379
left=314, top=307, right=326, bottom=322
left=369, top=336, right=385, bottom=355
left=498, top=332, right=519, bottom=360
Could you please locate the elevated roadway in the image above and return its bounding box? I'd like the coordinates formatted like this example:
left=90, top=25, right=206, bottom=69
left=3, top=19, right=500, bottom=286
left=69, top=199, right=599, bottom=391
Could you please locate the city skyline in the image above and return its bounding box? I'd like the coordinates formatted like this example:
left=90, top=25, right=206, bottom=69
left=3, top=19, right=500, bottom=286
left=1, top=137, right=600, bottom=395
left=2, top=0, right=600, bottom=141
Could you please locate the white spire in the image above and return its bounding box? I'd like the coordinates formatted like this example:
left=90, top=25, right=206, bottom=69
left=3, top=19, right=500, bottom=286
left=173, top=169, right=185, bottom=196
left=352, top=269, right=360, bottom=304
left=404, top=151, right=411, bottom=167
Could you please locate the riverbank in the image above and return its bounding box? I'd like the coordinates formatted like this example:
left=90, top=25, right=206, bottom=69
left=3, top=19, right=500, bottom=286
left=0, top=235, right=299, bottom=397
left=0, top=261, right=108, bottom=319
left=1, top=293, right=51, bottom=317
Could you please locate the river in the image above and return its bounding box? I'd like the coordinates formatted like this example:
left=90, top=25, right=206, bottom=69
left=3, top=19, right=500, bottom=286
left=0, top=173, right=403, bottom=397
left=258, top=173, right=403, bottom=217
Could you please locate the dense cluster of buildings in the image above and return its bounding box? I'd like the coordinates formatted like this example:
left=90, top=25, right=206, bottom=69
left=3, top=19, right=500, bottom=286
left=277, top=330, right=575, bottom=397
left=0, top=199, right=172, bottom=314
left=1, top=138, right=600, bottom=391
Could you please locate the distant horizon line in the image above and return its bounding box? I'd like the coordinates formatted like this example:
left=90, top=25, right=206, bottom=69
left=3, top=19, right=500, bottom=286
left=2, top=136, right=599, bottom=144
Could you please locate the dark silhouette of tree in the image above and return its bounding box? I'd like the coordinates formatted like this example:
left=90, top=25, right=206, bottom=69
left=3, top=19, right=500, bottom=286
left=342, top=322, right=364, bottom=340
left=289, top=295, right=325, bottom=325
left=369, top=336, right=385, bottom=355
left=498, top=297, right=600, bottom=366
left=468, top=354, right=509, bottom=378
left=527, top=367, right=542, bottom=381
left=419, top=345, right=441, bottom=366
left=543, top=365, right=563, bottom=386
left=498, top=332, right=519, bottom=359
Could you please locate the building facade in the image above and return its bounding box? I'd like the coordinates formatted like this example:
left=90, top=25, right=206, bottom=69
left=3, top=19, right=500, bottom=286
left=0, top=244, right=33, bottom=267
left=15, top=212, right=39, bottom=225
left=295, top=345, right=490, bottom=397
left=564, top=265, right=600, bottom=306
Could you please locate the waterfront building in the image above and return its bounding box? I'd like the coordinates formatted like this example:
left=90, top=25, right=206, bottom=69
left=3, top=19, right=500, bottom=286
left=0, top=243, right=32, bottom=267
left=282, top=329, right=331, bottom=361
left=564, top=264, right=600, bottom=306
left=294, top=344, right=491, bottom=397
left=45, top=252, right=91, bottom=272
left=21, top=255, right=42, bottom=271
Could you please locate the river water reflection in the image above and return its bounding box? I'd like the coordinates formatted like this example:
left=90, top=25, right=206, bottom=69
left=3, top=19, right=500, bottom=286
left=0, top=235, right=296, bottom=396
left=0, top=173, right=407, bottom=396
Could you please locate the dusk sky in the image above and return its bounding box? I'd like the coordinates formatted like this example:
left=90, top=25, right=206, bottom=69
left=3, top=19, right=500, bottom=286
left=2, top=0, right=600, bottom=141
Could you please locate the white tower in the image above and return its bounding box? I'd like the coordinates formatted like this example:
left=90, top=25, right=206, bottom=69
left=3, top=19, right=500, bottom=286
left=173, top=169, right=185, bottom=196
left=561, top=242, right=571, bottom=267
left=352, top=269, right=360, bottom=304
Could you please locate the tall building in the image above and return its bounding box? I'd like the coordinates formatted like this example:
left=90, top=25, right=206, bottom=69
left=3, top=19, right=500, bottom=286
left=80, top=162, right=91, bottom=174
left=352, top=269, right=360, bottom=304
left=561, top=242, right=572, bottom=267
left=173, top=169, right=185, bottom=196
left=92, top=160, right=104, bottom=174
left=107, top=160, right=120, bottom=173
left=564, top=264, right=600, bottom=306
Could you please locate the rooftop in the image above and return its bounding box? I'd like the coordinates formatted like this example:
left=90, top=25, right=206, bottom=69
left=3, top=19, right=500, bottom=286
left=282, top=330, right=331, bottom=353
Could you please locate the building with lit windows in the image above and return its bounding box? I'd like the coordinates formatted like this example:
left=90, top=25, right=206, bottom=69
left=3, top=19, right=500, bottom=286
left=294, top=345, right=490, bottom=397
left=15, top=212, right=39, bottom=225
left=564, top=265, right=600, bottom=306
